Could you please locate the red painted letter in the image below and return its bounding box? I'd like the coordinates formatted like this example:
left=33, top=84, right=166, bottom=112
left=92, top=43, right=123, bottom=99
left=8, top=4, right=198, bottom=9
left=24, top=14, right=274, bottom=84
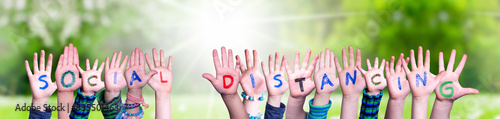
left=223, top=75, right=234, bottom=89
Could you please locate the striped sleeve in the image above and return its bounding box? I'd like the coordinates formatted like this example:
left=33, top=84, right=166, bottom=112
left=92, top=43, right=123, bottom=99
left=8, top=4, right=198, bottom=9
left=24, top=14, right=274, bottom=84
left=97, top=91, right=124, bottom=119
left=307, top=98, right=332, bottom=119
left=70, top=88, right=96, bottom=119
left=359, top=88, right=383, bottom=119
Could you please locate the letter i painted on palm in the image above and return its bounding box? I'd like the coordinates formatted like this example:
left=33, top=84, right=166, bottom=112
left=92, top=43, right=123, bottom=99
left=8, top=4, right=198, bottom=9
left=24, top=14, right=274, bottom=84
left=250, top=74, right=255, bottom=88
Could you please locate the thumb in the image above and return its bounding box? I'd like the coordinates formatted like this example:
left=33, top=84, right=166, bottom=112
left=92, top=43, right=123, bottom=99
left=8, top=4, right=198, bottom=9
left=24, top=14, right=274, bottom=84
left=202, top=73, right=215, bottom=82
left=145, top=70, right=158, bottom=80
left=435, top=71, right=447, bottom=82
left=462, top=88, right=479, bottom=95
left=49, top=82, right=58, bottom=94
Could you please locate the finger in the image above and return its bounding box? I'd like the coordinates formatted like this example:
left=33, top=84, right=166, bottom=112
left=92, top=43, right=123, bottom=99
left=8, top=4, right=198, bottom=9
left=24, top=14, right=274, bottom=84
left=145, top=70, right=158, bottom=81
left=68, top=44, right=73, bottom=65
left=93, top=59, right=99, bottom=70
left=168, top=56, right=173, bottom=70
left=126, top=56, right=131, bottom=69
left=314, top=58, right=320, bottom=73
left=235, top=56, right=241, bottom=71
left=302, top=49, right=312, bottom=70
left=334, top=57, right=342, bottom=74
left=320, top=51, right=325, bottom=68
left=212, top=49, right=221, bottom=68
left=331, top=51, right=336, bottom=72
left=385, top=62, right=390, bottom=77
left=245, top=49, right=251, bottom=68
left=374, top=57, right=379, bottom=69
left=47, top=54, right=53, bottom=72
left=274, top=52, right=280, bottom=71
left=228, top=49, right=234, bottom=69
left=439, top=52, right=444, bottom=72
left=402, top=59, right=411, bottom=75
left=221, top=47, right=228, bottom=68
left=236, top=55, right=246, bottom=72
left=116, top=51, right=123, bottom=68
left=356, top=65, right=367, bottom=75
left=342, top=48, right=347, bottom=69
left=25, top=60, right=33, bottom=77
left=120, top=55, right=129, bottom=70
left=294, top=51, right=300, bottom=72
left=425, top=50, right=430, bottom=71
left=77, top=64, right=85, bottom=73
left=40, top=50, right=45, bottom=71
left=306, top=54, right=318, bottom=76
left=325, top=48, right=331, bottom=67
left=435, top=71, right=447, bottom=82
left=396, top=54, right=403, bottom=73
left=130, top=50, right=135, bottom=66
left=455, top=54, right=467, bottom=74
left=253, top=50, right=259, bottom=68
left=105, top=57, right=110, bottom=71
left=135, top=48, right=140, bottom=65
left=261, top=61, right=269, bottom=76
left=145, top=53, right=154, bottom=70
left=380, top=59, right=386, bottom=70
left=63, top=46, right=68, bottom=65
left=284, top=56, right=292, bottom=75
left=86, top=59, right=90, bottom=70
left=410, top=49, right=417, bottom=70
left=418, top=46, right=423, bottom=67
left=447, top=49, right=456, bottom=72
left=202, top=73, right=216, bottom=82
left=98, top=62, right=105, bottom=72
left=348, top=46, right=354, bottom=66
left=356, top=49, right=362, bottom=66
left=111, top=52, right=117, bottom=68
left=73, top=47, right=79, bottom=65
left=280, top=55, right=286, bottom=72
left=462, top=88, right=479, bottom=95
left=33, top=52, right=39, bottom=73
left=57, top=54, right=63, bottom=70
left=153, top=48, right=160, bottom=67
left=139, top=50, right=144, bottom=66
left=390, top=56, right=395, bottom=73
left=366, top=59, right=372, bottom=70
left=268, top=54, right=273, bottom=71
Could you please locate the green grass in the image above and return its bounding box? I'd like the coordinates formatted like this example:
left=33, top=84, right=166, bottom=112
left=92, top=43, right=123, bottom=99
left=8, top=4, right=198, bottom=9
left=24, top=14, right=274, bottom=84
left=3, top=93, right=499, bottom=119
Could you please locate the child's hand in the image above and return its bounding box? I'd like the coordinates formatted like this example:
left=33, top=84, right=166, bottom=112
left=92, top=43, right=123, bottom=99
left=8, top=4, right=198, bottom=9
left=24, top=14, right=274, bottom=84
left=435, top=50, right=479, bottom=101
left=335, top=46, right=365, bottom=96
left=77, top=59, right=105, bottom=95
left=55, top=43, right=82, bottom=92
left=357, top=57, right=387, bottom=95
left=236, top=49, right=266, bottom=97
left=313, top=49, right=339, bottom=95
left=146, top=48, right=173, bottom=93
left=284, top=49, right=318, bottom=98
left=125, top=48, right=158, bottom=89
left=261, top=52, right=288, bottom=99
left=104, top=51, right=128, bottom=94
left=402, top=46, right=439, bottom=98
left=385, top=54, right=410, bottom=100
left=25, top=50, right=58, bottom=101
left=202, top=47, right=241, bottom=95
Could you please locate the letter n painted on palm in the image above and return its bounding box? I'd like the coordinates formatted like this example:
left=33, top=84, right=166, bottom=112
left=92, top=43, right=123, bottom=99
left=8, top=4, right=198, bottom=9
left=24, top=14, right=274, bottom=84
left=345, top=70, right=357, bottom=86
left=416, top=71, right=427, bottom=87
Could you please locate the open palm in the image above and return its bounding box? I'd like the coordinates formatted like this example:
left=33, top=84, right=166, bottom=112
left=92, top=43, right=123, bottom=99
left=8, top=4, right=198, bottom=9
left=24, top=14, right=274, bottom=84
left=237, top=49, right=266, bottom=97
left=125, top=48, right=157, bottom=89
left=77, top=59, right=105, bottom=94
left=146, top=48, right=173, bottom=93
left=25, top=50, right=58, bottom=99
left=358, top=57, right=387, bottom=94
left=435, top=50, right=479, bottom=101
left=335, top=46, right=365, bottom=96
left=104, top=51, right=128, bottom=93
left=202, top=47, right=241, bottom=95
left=261, top=52, right=288, bottom=97
left=284, top=49, right=318, bottom=98
left=403, top=46, right=439, bottom=97
left=385, top=54, right=410, bottom=99
left=313, top=49, right=339, bottom=95
left=55, top=43, right=82, bottom=92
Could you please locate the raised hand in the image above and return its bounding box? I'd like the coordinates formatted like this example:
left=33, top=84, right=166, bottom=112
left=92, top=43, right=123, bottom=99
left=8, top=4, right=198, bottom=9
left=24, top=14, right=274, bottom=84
left=125, top=48, right=157, bottom=89
left=236, top=49, right=266, bottom=97
left=335, top=46, right=365, bottom=96
left=104, top=51, right=128, bottom=101
left=385, top=54, right=410, bottom=100
left=357, top=57, right=386, bottom=95
left=77, top=59, right=105, bottom=95
left=145, top=48, right=173, bottom=93
left=55, top=43, right=81, bottom=92
left=202, top=47, right=241, bottom=95
left=402, top=46, right=439, bottom=97
left=25, top=50, right=58, bottom=107
left=312, top=49, right=339, bottom=105
left=435, top=50, right=479, bottom=101
left=284, top=49, right=318, bottom=98
left=261, top=52, right=288, bottom=106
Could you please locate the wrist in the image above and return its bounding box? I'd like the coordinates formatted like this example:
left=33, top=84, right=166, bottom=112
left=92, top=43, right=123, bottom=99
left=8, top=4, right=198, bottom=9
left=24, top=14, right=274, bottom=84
left=128, top=88, right=143, bottom=97
left=32, top=98, right=48, bottom=108
left=435, top=98, right=454, bottom=106
left=267, top=95, right=282, bottom=107
left=312, top=93, right=331, bottom=106
left=104, top=90, right=121, bottom=103
left=412, top=95, right=429, bottom=102
left=367, top=89, right=382, bottom=95
left=155, top=92, right=171, bottom=99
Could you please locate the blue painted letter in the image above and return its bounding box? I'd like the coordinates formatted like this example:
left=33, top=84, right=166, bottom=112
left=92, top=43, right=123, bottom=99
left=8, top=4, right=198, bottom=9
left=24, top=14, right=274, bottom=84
left=250, top=74, right=255, bottom=88
left=130, top=71, right=142, bottom=85
left=415, top=71, right=427, bottom=87
left=39, top=75, right=48, bottom=90
left=273, top=74, right=283, bottom=88
left=321, top=74, right=334, bottom=90
left=398, top=77, right=402, bottom=90
left=345, top=70, right=357, bottom=86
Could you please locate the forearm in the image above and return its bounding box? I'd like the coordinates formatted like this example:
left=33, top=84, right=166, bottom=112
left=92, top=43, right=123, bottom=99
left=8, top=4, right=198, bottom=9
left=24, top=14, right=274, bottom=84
left=267, top=95, right=282, bottom=107
left=340, top=94, right=360, bottom=119
left=221, top=94, right=249, bottom=119
left=411, top=96, right=429, bottom=119
left=285, top=97, right=306, bottom=119
left=32, top=98, right=49, bottom=112
left=385, top=98, right=406, bottom=119
left=58, top=91, right=74, bottom=119
left=312, top=93, right=331, bottom=106
left=243, top=99, right=261, bottom=116
left=155, top=92, right=172, bottom=119
left=430, top=99, right=453, bottom=119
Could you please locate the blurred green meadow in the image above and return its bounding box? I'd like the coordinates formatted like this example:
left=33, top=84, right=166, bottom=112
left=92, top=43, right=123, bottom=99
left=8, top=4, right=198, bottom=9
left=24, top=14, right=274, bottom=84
left=1, top=0, right=499, bottom=118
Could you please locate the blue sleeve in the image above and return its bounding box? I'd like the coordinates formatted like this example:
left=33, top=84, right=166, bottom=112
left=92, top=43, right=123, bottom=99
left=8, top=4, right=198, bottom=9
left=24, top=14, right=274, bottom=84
left=29, top=107, right=52, bottom=119
left=70, top=88, right=97, bottom=119
left=264, top=102, right=286, bottom=119
left=307, top=98, right=332, bottom=119
left=359, top=88, right=383, bottom=119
